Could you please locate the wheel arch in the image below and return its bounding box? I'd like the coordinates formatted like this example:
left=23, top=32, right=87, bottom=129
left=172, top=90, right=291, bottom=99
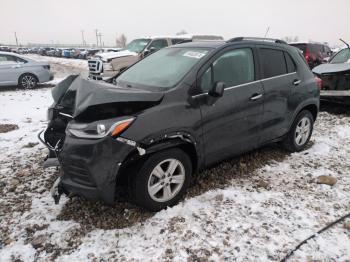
left=289, top=100, right=319, bottom=130
left=116, top=135, right=201, bottom=188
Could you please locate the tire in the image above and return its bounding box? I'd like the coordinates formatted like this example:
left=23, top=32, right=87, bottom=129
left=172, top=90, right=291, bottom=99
left=283, top=110, right=314, bottom=152
left=19, top=74, right=38, bottom=89
left=131, top=148, right=192, bottom=211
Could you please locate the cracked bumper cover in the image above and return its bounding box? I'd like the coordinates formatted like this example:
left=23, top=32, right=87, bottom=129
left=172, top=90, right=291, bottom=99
left=58, top=133, right=136, bottom=204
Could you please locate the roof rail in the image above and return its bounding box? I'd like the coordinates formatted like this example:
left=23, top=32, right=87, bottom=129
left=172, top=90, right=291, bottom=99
left=227, top=37, right=287, bottom=44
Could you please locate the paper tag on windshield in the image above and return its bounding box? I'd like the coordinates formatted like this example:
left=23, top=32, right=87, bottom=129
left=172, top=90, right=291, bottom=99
left=183, top=51, right=207, bottom=59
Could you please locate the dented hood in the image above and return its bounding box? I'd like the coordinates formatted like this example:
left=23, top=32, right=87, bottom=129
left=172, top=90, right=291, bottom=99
left=313, top=63, right=350, bottom=75
left=52, top=75, right=164, bottom=117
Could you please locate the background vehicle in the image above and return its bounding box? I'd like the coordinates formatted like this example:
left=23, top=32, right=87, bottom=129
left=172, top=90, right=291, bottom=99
left=313, top=44, right=350, bottom=104
left=0, top=51, right=53, bottom=88
left=43, top=37, right=319, bottom=211
left=290, top=42, right=332, bottom=68
left=0, top=46, right=11, bottom=52
left=88, top=34, right=223, bottom=81
left=79, top=49, right=100, bottom=59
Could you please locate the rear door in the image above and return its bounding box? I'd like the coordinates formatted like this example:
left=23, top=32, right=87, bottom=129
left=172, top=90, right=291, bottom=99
left=0, top=54, right=21, bottom=85
left=197, top=46, right=264, bottom=165
left=257, top=46, right=298, bottom=143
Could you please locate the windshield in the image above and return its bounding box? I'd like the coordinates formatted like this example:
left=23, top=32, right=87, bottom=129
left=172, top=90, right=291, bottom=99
left=125, top=39, right=151, bottom=53
left=330, top=49, right=350, bottom=64
left=116, top=48, right=209, bottom=90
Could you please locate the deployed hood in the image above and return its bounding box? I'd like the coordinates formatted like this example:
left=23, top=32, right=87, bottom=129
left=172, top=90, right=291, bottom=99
left=94, top=50, right=138, bottom=61
left=52, top=75, right=164, bottom=118
left=313, top=63, right=350, bottom=75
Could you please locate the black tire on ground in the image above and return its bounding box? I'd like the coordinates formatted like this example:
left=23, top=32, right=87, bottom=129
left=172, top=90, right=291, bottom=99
left=130, top=148, right=192, bottom=211
left=283, top=110, right=314, bottom=152
left=18, top=74, right=38, bottom=89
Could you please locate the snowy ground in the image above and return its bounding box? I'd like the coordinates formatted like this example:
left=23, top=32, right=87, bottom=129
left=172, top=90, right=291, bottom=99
left=0, top=56, right=349, bottom=261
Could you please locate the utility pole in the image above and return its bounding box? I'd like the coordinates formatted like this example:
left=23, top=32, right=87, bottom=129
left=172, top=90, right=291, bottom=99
left=14, top=32, right=18, bottom=46
left=81, top=30, right=86, bottom=46
left=95, top=29, right=99, bottom=47
left=98, top=33, right=103, bottom=47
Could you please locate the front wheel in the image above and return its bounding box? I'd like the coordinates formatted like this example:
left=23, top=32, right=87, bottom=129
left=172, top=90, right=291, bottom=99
left=131, top=148, right=192, bottom=211
left=283, top=110, right=314, bottom=152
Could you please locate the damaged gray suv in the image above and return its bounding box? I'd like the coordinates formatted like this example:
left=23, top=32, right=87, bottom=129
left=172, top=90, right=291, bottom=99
left=40, top=37, right=320, bottom=211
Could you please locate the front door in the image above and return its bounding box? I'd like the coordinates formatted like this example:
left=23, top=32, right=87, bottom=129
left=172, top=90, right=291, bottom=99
left=196, top=47, right=264, bottom=165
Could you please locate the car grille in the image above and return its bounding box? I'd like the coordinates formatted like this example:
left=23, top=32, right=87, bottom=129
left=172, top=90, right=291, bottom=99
left=88, top=59, right=103, bottom=74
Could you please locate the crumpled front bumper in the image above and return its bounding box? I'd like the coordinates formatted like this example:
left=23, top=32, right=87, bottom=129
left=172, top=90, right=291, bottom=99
left=57, top=133, right=136, bottom=204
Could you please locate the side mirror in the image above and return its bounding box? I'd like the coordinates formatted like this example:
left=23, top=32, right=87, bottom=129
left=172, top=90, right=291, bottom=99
left=208, top=82, right=225, bottom=97
left=143, top=47, right=157, bottom=57
left=149, top=47, right=157, bottom=53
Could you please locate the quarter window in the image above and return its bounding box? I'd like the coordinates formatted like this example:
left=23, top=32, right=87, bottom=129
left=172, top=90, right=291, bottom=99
left=260, top=49, right=287, bottom=78
left=200, top=48, right=255, bottom=92
left=284, top=52, right=296, bottom=73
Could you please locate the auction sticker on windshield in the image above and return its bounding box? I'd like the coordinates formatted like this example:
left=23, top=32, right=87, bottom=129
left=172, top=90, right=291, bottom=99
left=183, top=51, right=207, bottom=59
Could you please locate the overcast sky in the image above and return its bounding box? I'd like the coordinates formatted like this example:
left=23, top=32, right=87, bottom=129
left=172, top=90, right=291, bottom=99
left=0, top=0, right=349, bottom=47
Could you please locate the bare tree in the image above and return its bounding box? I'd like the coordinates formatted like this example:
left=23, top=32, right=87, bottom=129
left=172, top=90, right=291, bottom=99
left=176, top=30, right=188, bottom=36
left=116, top=34, right=127, bottom=48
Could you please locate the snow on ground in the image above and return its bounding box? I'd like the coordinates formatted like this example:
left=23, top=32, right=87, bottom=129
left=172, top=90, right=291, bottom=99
left=24, top=54, right=88, bottom=70
left=0, top=57, right=349, bottom=261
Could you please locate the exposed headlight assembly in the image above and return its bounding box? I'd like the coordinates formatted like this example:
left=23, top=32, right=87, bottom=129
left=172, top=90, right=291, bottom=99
left=68, top=118, right=135, bottom=139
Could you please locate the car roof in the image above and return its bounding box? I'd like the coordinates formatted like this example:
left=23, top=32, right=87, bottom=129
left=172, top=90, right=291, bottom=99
left=290, top=42, right=329, bottom=47
left=173, top=41, right=225, bottom=49
left=172, top=39, right=292, bottom=50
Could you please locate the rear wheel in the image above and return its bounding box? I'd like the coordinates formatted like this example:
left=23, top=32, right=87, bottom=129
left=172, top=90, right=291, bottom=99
left=131, top=148, right=192, bottom=211
left=19, top=74, right=38, bottom=89
left=283, top=110, right=314, bottom=152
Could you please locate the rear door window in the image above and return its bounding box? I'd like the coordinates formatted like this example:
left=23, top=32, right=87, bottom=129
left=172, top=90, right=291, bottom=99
left=260, top=49, right=287, bottom=78
left=0, top=55, right=20, bottom=64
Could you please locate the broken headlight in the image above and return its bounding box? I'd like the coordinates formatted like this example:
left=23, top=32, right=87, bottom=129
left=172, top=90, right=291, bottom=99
left=67, top=117, right=135, bottom=139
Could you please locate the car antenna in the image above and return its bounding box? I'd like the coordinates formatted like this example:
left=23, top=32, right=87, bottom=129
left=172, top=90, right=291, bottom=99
left=264, top=26, right=270, bottom=39
left=339, top=38, right=350, bottom=50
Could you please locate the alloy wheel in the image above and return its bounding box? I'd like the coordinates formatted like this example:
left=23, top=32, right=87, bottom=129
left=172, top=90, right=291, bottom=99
left=21, top=75, right=36, bottom=89
left=294, top=117, right=311, bottom=146
left=147, top=158, right=185, bottom=202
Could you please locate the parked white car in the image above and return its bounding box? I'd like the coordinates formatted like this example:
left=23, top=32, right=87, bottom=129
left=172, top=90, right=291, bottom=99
left=0, top=51, right=53, bottom=88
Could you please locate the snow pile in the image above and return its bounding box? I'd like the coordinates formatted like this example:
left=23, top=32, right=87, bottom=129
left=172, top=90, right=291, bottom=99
left=0, top=87, right=349, bottom=261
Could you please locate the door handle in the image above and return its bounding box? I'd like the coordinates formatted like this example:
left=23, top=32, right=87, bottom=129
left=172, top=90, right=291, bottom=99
left=250, top=93, right=263, bottom=101
left=11, top=65, right=21, bottom=69
left=293, top=79, right=301, bottom=86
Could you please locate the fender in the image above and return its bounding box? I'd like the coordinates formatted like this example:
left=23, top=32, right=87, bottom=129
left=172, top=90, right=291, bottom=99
left=119, top=131, right=204, bottom=173
left=288, top=98, right=319, bottom=129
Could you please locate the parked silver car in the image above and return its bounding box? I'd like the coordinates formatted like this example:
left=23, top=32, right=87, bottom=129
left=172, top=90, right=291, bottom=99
left=0, top=51, right=53, bottom=88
